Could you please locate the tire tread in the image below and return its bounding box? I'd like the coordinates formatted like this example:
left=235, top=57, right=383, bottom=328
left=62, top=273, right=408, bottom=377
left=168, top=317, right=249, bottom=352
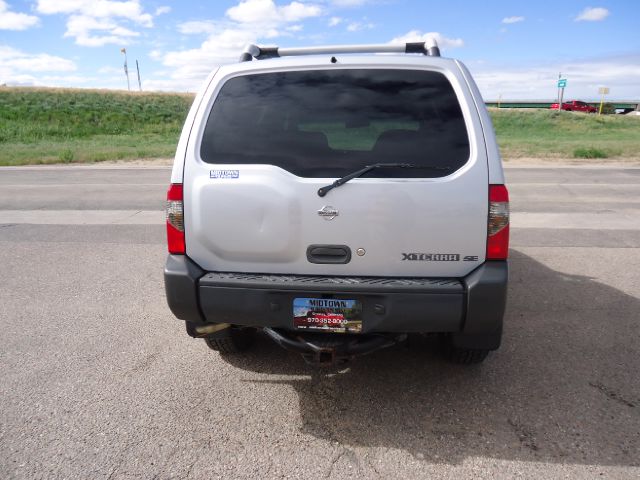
left=446, top=347, right=490, bottom=364
left=203, top=329, right=255, bottom=354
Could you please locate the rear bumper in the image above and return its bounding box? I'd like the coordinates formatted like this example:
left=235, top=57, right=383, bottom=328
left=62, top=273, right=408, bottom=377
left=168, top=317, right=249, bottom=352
left=164, top=255, right=508, bottom=345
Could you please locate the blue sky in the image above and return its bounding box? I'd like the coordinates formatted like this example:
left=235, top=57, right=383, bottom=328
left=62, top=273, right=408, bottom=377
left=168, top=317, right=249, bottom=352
left=1, top=0, right=639, bottom=100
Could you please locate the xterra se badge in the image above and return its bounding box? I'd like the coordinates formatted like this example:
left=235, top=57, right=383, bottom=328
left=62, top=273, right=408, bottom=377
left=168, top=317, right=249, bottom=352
left=401, top=253, right=480, bottom=262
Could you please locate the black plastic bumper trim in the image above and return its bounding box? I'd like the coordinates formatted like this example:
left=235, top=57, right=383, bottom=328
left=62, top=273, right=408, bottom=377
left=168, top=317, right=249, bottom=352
left=462, top=261, right=508, bottom=334
left=164, top=257, right=507, bottom=340
left=197, top=272, right=466, bottom=334
left=164, top=255, right=205, bottom=323
left=451, top=261, right=508, bottom=350
left=198, top=286, right=463, bottom=333
left=199, top=272, right=463, bottom=293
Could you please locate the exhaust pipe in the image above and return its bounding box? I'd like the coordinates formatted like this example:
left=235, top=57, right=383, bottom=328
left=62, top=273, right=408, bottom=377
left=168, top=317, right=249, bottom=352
left=194, top=323, right=231, bottom=337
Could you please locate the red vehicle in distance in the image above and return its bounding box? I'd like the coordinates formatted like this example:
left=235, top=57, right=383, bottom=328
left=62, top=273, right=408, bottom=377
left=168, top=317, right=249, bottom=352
left=550, top=100, right=597, bottom=113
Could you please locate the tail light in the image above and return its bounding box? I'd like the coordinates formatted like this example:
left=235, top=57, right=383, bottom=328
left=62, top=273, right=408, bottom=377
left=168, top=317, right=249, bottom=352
left=487, top=184, right=509, bottom=260
left=166, top=184, right=185, bottom=254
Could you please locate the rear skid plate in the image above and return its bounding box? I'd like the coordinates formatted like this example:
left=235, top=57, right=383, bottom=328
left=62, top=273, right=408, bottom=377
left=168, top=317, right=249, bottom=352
left=263, top=327, right=406, bottom=366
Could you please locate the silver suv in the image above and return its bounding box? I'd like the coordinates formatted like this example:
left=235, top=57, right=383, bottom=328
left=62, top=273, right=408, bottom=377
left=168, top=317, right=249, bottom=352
left=164, top=40, right=510, bottom=365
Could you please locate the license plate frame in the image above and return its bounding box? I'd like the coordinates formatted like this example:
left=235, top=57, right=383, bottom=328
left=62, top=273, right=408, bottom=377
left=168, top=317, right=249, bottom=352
left=293, top=298, right=363, bottom=334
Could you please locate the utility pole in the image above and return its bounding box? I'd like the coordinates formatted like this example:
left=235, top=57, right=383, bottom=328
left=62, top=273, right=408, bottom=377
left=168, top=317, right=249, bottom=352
left=136, top=60, right=142, bottom=91
left=120, top=48, right=130, bottom=91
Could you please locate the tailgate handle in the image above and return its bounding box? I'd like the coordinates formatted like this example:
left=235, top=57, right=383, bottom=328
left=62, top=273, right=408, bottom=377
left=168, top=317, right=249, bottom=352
left=306, top=245, right=352, bottom=264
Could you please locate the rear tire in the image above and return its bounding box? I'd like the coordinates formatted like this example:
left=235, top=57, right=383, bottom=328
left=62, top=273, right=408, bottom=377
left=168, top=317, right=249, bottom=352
left=445, top=346, right=490, bottom=364
left=441, top=334, right=492, bottom=364
left=204, top=328, right=256, bottom=354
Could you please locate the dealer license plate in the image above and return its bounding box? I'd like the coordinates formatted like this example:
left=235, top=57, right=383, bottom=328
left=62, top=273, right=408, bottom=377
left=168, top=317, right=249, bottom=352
left=293, top=298, right=363, bottom=334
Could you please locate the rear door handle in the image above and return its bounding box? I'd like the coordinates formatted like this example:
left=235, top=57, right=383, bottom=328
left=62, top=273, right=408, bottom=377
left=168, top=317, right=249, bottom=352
left=306, top=245, right=352, bottom=264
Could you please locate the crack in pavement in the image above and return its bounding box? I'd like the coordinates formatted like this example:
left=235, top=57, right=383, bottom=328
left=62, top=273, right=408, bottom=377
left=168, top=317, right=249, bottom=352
left=589, top=382, right=636, bottom=408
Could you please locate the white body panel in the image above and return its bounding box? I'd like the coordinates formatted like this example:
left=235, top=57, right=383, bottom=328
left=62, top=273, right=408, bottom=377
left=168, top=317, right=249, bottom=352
left=180, top=56, right=496, bottom=277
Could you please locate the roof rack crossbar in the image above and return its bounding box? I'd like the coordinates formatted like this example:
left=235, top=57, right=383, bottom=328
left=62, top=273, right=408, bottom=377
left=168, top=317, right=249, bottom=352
left=238, top=40, right=440, bottom=62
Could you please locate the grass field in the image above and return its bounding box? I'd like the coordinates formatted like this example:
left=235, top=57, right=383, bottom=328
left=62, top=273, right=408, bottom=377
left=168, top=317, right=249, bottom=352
left=490, top=108, right=640, bottom=159
left=1, top=87, right=638, bottom=165
left=0, top=87, right=192, bottom=166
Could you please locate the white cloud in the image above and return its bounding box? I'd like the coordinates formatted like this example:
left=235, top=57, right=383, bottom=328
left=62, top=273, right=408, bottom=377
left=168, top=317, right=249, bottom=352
left=390, top=31, right=464, bottom=50
left=226, top=0, right=322, bottom=25
left=575, top=7, right=609, bottom=22
left=36, top=0, right=152, bottom=24
left=155, top=6, right=171, bottom=16
left=331, top=0, right=370, bottom=6
left=97, top=65, right=122, bottom=74
left=346, top=20, right=374, bottom=32
left=151, top=0, right=324, bottom=91
left=0, top=0, right=40, bottom=30
left=154, top=24, right=463, bottom=92
left=36, top=0, right=156, bottom=46
left=502, top=16, right=524, bottom=24
left=154, top=27, right=257, bottom=90
left=328, top=16, right=342, bottom=27
left=471, top=56, right=640, bottom=100
left=64, top=14, right=140, bottom=47
left=0, top=45, right=77, bottom=85
left=177, top=20, right=217, bottom=35
left=0, top=45, right=76, bottom=72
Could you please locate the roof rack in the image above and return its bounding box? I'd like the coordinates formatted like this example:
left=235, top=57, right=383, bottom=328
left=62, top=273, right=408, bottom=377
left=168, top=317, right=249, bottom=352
left=239, top=39, right=440, bottom=62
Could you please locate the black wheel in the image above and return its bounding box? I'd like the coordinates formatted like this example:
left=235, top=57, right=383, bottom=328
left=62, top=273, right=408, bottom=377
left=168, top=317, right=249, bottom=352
left=204, top=328, right=256, bottom=354
left=445, top=346, right=490, bottom=364
left=441, top=334, right=492, bottom=364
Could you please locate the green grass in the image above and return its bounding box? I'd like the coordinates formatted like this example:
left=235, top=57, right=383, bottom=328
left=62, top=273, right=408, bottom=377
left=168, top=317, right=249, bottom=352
left=0, top=87, right=193, bottom=166
left=490, top=108, right=639, bottom=159
left=573, top=147, right=608, bottom=159
left=1, top=87, right=638, bottom=165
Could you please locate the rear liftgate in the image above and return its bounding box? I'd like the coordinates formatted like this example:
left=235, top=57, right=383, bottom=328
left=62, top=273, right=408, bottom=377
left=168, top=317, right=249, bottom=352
left=182, top=39, right=486, bottom=366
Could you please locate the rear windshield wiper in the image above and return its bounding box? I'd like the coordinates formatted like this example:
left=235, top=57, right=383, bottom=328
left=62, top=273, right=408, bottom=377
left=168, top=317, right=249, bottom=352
left=317, top=163, right=451, bottom=197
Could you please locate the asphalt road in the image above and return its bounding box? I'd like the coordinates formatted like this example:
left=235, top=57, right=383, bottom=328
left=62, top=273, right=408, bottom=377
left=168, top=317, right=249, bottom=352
left=1, top=165, right=639, bottom=479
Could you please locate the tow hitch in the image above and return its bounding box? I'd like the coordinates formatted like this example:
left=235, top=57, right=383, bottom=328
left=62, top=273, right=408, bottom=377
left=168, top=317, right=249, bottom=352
left=263, top=328, right=406, bottom=366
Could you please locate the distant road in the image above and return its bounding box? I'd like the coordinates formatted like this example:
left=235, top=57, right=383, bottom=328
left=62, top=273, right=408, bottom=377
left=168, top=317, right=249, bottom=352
left=485, top=100, right=639, bottom=110
left=1, top=164, right=639, bottom=231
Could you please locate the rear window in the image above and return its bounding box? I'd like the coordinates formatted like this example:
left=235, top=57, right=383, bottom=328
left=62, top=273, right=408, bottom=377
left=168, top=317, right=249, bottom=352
left=200, top=69, right=469, bottom=178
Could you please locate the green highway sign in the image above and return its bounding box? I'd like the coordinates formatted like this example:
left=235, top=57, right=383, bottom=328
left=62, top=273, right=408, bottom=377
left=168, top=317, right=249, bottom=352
left=558, top=79, right=567, bottom=88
